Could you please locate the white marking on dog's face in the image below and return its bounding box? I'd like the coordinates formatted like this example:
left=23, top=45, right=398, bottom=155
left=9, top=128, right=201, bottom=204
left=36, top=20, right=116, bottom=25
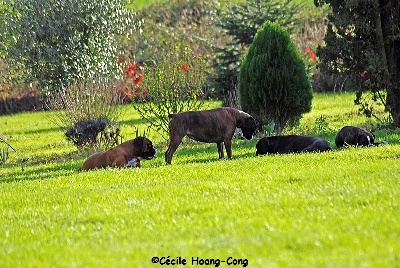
left=125, top=157, right=140, bottom=167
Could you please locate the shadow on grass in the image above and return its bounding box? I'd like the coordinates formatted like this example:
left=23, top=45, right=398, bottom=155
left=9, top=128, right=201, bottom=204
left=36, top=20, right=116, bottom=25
left=164, top=138, right=259, bottom=165
left=1, top=148, right=89, bottom=183
left=10, top=126, right=63, bottom=136
left=1, top=160, right=80, bottom=184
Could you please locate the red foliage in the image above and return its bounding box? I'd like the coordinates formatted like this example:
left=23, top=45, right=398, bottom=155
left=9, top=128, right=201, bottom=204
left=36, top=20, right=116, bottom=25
left=181, top=63, right=189, bottom=72
left=360, top=69, right=367, bottom=77
left=304, top=47, right=317, bottom=62
left=117, top=58, right=147, bottom=102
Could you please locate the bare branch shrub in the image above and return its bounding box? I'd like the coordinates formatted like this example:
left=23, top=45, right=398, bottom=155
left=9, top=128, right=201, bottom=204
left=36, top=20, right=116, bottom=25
left=133, top=44, right=207, bottom=140
left=46, top=77, right=124, bottom=148
left=0, top=136, right=17, bottom=165
left=0, top=142, right=9, bottom=165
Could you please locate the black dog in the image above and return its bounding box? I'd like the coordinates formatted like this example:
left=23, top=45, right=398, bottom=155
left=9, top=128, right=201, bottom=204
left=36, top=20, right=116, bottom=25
left=256, top=135, right=332, bottom=155
left=335, top=126, right=375, bottom=148
left=165, top=107, right=257, bottom=164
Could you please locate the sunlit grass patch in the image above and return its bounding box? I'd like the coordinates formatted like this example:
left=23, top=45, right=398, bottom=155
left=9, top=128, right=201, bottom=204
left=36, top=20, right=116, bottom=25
left=1, top=93, right=400, bottom=267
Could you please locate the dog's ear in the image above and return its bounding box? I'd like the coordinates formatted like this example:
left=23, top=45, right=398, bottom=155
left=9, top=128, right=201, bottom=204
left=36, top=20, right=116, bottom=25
left=236, top=115, right=249, bottom=126
left=134, top=137, right=144, bottom=152
left=244, top=117, right=256, bottom=128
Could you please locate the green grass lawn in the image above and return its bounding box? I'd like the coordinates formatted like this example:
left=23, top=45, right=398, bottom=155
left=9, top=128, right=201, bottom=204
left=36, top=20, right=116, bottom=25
left=1, top=92, right=400, bottom=267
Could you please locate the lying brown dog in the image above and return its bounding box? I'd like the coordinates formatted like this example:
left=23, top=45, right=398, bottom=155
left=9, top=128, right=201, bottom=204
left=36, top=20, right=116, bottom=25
left=256, top=135, right=332, bottom=155
left=335, top=126, right=375, bottom=148
left=165, top=107, right=257, bottom=164
left=80, top=137, right=156, bottom=170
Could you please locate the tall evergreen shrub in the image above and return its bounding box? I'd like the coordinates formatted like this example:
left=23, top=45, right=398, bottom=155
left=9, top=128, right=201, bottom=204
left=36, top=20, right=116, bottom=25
left=238, top=21, right=313, bottom=134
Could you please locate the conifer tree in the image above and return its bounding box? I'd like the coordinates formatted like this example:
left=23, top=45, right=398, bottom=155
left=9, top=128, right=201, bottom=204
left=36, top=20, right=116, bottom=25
left=238, top=21, right=313, bottom=134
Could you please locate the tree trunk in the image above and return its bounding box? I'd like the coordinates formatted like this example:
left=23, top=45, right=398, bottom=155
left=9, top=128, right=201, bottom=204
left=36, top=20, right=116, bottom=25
left=273, top=117, right=285, bottom=135
left=374, top=0, right=389, bottom=76
left=378, top=0, right=400, bottom=126
left=387, top=88, right=400, bottom=126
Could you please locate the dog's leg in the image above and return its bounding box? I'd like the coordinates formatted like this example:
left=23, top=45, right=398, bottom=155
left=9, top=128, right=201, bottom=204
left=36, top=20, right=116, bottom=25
left=301, top=146, right=314, bottom=153
left=112, top=156, right=128, bottom=168
left=165, top=136, right=183, bottom=164
left=224, top=139, right=233, bottom=159
left=217, top=142, right=224, bottom=158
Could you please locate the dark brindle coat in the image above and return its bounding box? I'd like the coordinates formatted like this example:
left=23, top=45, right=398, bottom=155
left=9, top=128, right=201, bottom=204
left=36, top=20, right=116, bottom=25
left=165, top=107, right=257, bottom=164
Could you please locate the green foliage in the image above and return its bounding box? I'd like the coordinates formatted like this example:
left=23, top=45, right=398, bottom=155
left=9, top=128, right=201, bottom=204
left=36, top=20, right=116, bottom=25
left=3, top=0, right=135, bottom=93
left=217, top=0, right=302, bottom=46
left=133, top=44, right=207, bottom=140
left=239, top=21, right=313, bottom=134
left=213, top=0, right=304, bottom=106
left=313, top=115, right=330, bottom=134
left=314, top=0, right=400, bottom=126
left=0, top=2, right=17, bottom=58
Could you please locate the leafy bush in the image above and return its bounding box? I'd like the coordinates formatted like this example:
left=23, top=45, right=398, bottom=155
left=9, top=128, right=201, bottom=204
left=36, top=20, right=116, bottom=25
left=238, top=21, right=313, bottom=134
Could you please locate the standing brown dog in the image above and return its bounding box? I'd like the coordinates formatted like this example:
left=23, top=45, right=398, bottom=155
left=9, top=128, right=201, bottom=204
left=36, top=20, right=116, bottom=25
left=80, top=137, right=156, bottom=170
left=165, top=107, right=257, bottom=164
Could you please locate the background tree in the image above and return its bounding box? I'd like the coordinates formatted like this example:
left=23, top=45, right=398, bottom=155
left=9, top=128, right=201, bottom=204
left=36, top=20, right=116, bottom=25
left=3, top=0, right=135, bottom=93
left=238, top=21, right=313, bottom=134
left=0, top=1, right=15, bottom=58
left=314, top=0, right=400, bottom=127
left=125, top=0, right=221, bottom=70
left=213, top=0, right=303, bottom=107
